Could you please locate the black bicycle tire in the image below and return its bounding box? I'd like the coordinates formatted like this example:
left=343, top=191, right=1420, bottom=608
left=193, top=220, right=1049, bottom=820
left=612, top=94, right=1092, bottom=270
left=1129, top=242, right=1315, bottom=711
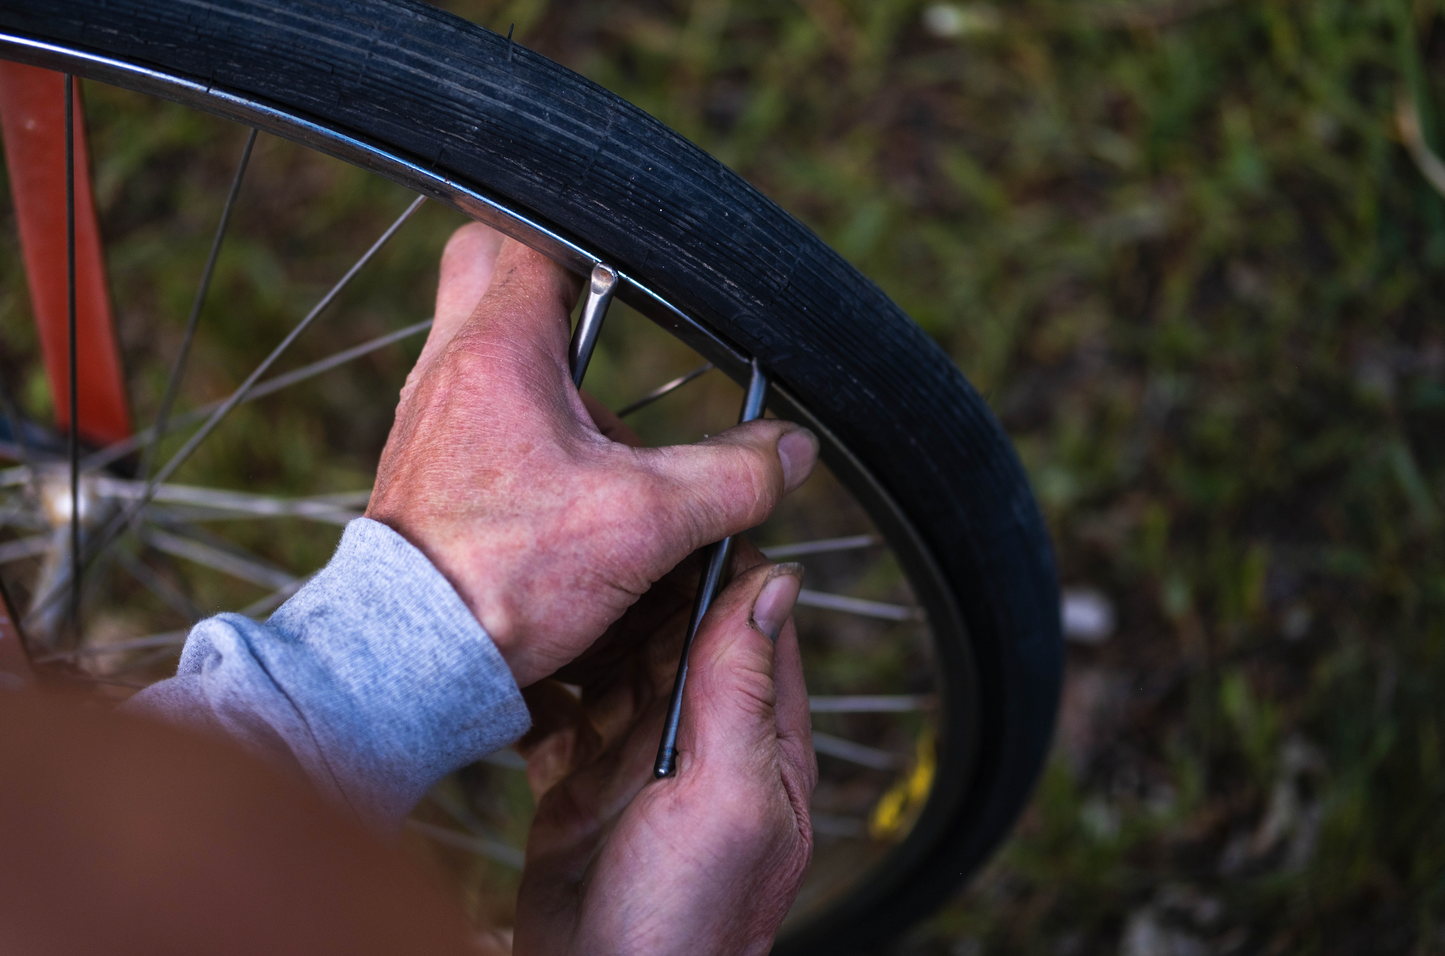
left=0, top=3, right=1063, bottom=951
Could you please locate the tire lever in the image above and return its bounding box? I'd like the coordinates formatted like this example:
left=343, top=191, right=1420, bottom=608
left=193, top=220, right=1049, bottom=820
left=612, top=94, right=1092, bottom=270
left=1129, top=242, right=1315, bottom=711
left=564, top=270, right=772, bottom=779
left=569, top=263, right=617, bottom=386
left=654, top=358, right=770, bottom=778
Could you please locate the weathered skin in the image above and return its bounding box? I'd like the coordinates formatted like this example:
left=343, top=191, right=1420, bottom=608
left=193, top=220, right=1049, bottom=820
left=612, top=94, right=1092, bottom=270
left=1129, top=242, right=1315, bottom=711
left=367, top=223, right=819, bottom=689
left=368, top=223, right=818, bottom=955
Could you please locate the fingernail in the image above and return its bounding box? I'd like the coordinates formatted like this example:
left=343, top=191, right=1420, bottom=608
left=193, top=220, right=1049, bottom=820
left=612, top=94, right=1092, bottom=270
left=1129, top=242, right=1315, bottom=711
left=778, top=428, right=820, bottom=494
left=751, top=564, right=804, bottom=642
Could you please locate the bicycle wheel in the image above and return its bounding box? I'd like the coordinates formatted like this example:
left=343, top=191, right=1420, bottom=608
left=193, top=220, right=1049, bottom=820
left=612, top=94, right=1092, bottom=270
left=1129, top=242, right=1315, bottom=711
left=0, top=3, right=1062, bottom=952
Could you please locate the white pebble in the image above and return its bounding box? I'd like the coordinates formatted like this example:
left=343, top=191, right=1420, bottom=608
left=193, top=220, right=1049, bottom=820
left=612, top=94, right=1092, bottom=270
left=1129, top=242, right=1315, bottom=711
left=1062, top=587, right=1115, bottom=644
left=922, top=3, right=1002, bottom=38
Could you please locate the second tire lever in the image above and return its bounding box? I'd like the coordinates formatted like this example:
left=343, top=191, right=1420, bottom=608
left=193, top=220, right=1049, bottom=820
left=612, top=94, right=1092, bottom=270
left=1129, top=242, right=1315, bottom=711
left=653, top=358, right=770, bottom=778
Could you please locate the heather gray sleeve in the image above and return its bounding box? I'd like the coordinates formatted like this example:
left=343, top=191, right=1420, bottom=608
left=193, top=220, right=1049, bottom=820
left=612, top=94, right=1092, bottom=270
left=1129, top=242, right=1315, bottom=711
left=125, top=517, right=531, bottom=831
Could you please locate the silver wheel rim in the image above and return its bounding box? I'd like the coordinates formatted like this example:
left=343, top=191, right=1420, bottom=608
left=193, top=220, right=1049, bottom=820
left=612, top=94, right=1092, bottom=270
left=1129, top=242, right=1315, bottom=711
left=0, top=31, right=981, bottom=941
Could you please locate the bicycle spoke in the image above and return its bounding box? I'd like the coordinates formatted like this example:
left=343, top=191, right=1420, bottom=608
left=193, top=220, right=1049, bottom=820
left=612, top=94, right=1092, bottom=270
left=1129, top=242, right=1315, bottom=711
left=808, top=695, right=933, bottom=713
left=0, top=47, right=965, bottom=930
left=239, top=575, right=311, bottom=618
left=141, top=526, right=296, bottom=591
left=116, top=549, right=202, bottom=623
left=100, top=478, right=364, bottom=525
left=228, top=320, right=432, bottom=407
left=417, top=787, right=528, bottom=866
left=138, top=127, right=258, bottom=484
left=0, top=502, right=42, bottom=529
left=0, top=318, right=430, bottom=489
left=616, top=362, right=714, bottom=418
left=812, top=731, right=906, bottom=771
left=305, top=491, right=374, bottom=508
left=24, top=195, right=426, bottom=624
left=42, top=670, right=151, bottom=691
left=796, top=589, right=924, bottom=622
left=404, top=820, right=524, bottom=870
left=57, top=636, right=183, bottom=677
left=0, top=535, right=50, bottom=564
left=142, top=504, right=357, bottom=527
left=135, top=193, right=426, bottom=498
left=760, top=534, right=881, bottom=559
left=426, top=783, right=523, bottom=840
left=65, top=73, right=79, bottom=641
left=103, top=642, right=185, bottom=676
left=32, top=628, right=188, bottom=664
left=54, top=318, right=436, bottom=478
left=0, top=573, right=33, bottom=688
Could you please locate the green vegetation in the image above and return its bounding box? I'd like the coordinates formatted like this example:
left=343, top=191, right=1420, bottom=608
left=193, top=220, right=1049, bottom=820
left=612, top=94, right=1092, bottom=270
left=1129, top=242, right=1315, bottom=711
left=3, top=0, right=1444, bottom=951
left=451, top=0, right=1444, bottom=951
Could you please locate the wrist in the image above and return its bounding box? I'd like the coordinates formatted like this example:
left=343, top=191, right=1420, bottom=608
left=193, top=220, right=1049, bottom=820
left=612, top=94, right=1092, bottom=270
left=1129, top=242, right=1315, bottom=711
left=363, top=506, right=537, bottom=687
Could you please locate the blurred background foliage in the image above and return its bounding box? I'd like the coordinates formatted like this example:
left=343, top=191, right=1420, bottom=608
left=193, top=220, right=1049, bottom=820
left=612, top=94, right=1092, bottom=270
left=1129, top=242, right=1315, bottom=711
left=2, top=0, right=1444, bottom=952
left=459, top=0, right=1445, bottom=952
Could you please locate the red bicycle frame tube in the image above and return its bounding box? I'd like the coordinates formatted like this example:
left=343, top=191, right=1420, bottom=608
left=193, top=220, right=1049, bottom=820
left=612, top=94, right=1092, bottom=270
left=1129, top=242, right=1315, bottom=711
left=0, top=61, right=131, bottom=447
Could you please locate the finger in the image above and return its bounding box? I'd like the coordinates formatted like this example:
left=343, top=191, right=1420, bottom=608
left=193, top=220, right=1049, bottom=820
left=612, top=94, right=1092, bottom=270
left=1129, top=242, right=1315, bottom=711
left=550, top=556, right=697, bottom=691
left=517, top=680, right=601, bottom=800
left=637, top=421, right=820, bottom=554
left=729, top=534, right=770, bottom=578
left=771, top=615, right=817, bottom=799
left=446, top=239, right=582, bottom=380
left=544, top=522, right=767, bottom=695
left=419, top=238, right=595, bottom=448
left=524, top=691, right=665, bottom=866
left=674, top=562, right=807, bottom=782
left=436, top=223, right=505, bottom=337
left=413, top=222, right=504, bottom=379
left=581, top=391, right=643, bottom=447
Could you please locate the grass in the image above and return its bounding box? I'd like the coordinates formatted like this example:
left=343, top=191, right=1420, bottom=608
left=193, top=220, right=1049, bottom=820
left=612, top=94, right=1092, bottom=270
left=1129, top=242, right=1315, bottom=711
left=3, top=0, right=1444, bottom=951
left=452, top=1, right=1445, bottom=952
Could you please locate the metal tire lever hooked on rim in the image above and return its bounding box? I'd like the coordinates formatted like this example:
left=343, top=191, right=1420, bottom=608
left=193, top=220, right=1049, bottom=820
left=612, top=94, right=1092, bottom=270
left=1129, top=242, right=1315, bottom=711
left=653, top=358, right=771, bottom=779
left=569, top=262, right=617, bottom=386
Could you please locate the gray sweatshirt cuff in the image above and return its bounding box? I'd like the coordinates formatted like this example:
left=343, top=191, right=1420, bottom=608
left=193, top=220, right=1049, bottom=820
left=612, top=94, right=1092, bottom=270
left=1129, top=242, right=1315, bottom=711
left=128, top=517, right=531, bottom=830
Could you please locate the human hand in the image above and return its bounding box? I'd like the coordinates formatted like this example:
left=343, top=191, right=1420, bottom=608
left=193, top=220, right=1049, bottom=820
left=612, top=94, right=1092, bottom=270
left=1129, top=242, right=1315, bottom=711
left=514, top=554, right=816, bottom=956
left=365, top=223, right=819, bottom=688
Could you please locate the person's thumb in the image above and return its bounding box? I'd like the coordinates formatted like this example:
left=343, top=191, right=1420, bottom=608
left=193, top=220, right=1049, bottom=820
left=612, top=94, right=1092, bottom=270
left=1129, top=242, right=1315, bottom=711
left=674, top=562, right=810, bottom=783
left=639, top=422, right=819, bottom=556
